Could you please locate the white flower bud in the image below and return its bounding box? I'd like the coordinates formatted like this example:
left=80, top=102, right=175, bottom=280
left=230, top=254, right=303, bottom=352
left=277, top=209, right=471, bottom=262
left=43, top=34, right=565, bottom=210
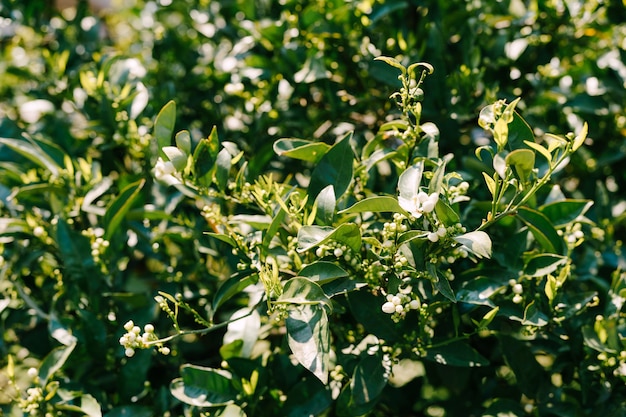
left=409, top=299, right=420, bottom=310
left=124, top=320, right=135, bottom=331
left=144, top=324, right=154, bottom=333
left=125, top=347, right=135, bottom=357
left=382, top=301, right=396, bottom=314
left=427, top=232, right=439, bottom=243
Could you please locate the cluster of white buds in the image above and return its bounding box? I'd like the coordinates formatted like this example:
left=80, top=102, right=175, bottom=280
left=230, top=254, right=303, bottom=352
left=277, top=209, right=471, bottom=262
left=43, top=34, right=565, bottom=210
left=18, top=387, right=43, bottom=414
left=381, top=292, right=420, bottom=321
left=314, top=242, right=360, bottom=269
left=119, top=320, right=170, bottom=357
left=427, top=226, right=448, bottom=243
left=509, top=279, right=524, bottom=304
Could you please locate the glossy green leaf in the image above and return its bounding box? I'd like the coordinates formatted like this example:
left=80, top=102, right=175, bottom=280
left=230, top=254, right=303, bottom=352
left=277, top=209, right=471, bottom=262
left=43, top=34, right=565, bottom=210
left=424, top=340, right=489, bottom=367
left=285, top=303, right=330, bottom=384
left=524, top=253, right=568, bottom=277
left=315, top=185, right=336, bottom=225
left=213, top=273, right=258, bottom=312
left=453, top=231, right=492, bottom=259
left=39, top=341, right=76, bottom=386
left=154, top=100, right=176, bottom=158
left=338, top=196, right=406, bottom=215
left=516, top=206, right=564, bottom=254
left=283, top=376, right=332, bottom=417
left=162, top=146, right=187, bottom=172
left=170, top=365, right=237, bottom=407
left=298, top=262, right=349, bottom=283
left=456, top=277, right=502, bottom=307
left=427, top=263, right=455, bottom=302
left=273, top=138, right=330, bottom=163
left=193, top=126, right=220, bottom=187
left=308, top=132, right=354, bottom=201
left=434, top=199, right=460, bottom=226
left=277, top=277, right=331, bottom=309
left=507, top=110, right=534, bottom=150
left=215, top=147, right=232, bottom=191
left=539, top=199, right=593, bottom=227
left=297, top=223, right=361, bottom=254
left=103, top=179, right=145, bottom=240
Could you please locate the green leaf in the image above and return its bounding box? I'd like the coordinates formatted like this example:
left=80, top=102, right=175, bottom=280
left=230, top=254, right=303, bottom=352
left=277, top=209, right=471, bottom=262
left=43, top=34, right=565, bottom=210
left=213, top=273, right=258, bottom=312
left=505, top=148, right=535, bottom=183
left=39, top=342, right=76, bottom=386
left=507, top=110, right=534, bottom=151
left=424, top=340, right=489, bottom=367
left=262, top=207, right=287, bottom=251
left=206, top=232, right=238, bottom=248
left=572, top=122, right=588, bottom=151
left=349, top=349, right=388, bottom=410
left=456, top=277, right=503, bottom=307
left=522, top=300, right=549, bottom=327
left=154, top=100, right=176, bottom=158
left=453, top=231, right=492, bottom=259
left=499, top=335, right=547, bottom=396
left=516, top=206, right=564, bottom=254
left=277, top=277, right=332, bottom=309
left=308, top=132, right=354, bottom=201
left=105, top=406, right=153, bottom=417
left=299, top=262, right=349, bottom=283
left=524, top=254, right=568, bottom=277
left=374, top=56, right=406, bottom=74
left=482, top=172, right=497, bottom=198
left=524, top=140, right=552, bottom=164
left=170, top=365, right=237, bottom=407
left=338, top=196, right=406, bottom=215
left=0, top=137, right=62, bottom=177
left=297, top=223, right=361, bottom=254
left=539, top=199, right=593, bottom=228
left=285, top=303, right=330, bottom=384
left=315, top=185, right=336, bottom=226
left=434, top=199, right=460, bottom=226
left=103, top=179, right=146, bottom=240
left=215, top=147, right=232, bottom=191
left=427, top=263, right=455, bottom=302
left=273, top=138, right=330, bottom=163
left=162, top=146, right=188, bottom=172
left=347, top=291, right=400, bottom=342
left=175, top=130, right=192, bottom=155
left=283, top=376, right=332, bottom=417
left=193, top=126, right=220, bottom=187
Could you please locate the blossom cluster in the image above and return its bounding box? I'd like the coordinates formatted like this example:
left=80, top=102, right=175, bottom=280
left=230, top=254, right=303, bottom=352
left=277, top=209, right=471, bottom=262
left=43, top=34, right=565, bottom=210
left=398, top=191, right=439, bottom=219
left=381, top=292, right=420, bottom=322
left=119, top=320, right=170, bottom=357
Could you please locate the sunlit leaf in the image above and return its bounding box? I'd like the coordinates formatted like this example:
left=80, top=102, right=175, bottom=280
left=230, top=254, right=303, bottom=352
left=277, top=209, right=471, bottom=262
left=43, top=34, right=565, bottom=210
left=516, top=207, right=564, bottom=254
left=308, top=132, right=354, bottom=201
left=285, top=304, right=330, bottom=384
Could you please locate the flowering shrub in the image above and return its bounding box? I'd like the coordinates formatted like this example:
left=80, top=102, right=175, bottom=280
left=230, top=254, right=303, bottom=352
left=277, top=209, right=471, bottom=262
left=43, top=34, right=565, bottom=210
left=1, top=1, right=625, bottom=416
left=114, top=57, right=624, bottom=416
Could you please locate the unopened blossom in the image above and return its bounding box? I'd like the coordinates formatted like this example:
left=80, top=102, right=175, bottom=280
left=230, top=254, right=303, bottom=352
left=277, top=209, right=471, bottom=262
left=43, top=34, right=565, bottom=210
left=154, top=157, right=181, bottom=185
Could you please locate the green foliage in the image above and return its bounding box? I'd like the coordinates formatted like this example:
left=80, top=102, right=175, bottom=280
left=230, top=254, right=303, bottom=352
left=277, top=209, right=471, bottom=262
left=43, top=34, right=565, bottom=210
left=1, top=0, right=625, bottom=416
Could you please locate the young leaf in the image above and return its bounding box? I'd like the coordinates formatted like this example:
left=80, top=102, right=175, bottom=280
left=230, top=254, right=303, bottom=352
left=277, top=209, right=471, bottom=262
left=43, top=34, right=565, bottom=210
left=285, top=303, right=330, bottom=384
left=308, top=132, right=354, bottom=201
left=0, top=137, right=62, bottom=177
left=482, top=172, right=497, bottom=198
left=273, top=138, right=330, bottom=163
left=215, top=147, right=232, bottom=191
left=523, top=140, right=552, bottom=164
left=193, top=126, right=220, bottom=187
left=572, top=122, right=588, bottom=151
left=103, top=179, right=146, bottom=240
left=505, top=148, right=535, bottom=183
left=162, top=146, right=188, bottom=172
left=154, top=100, right=176, bottom=158
left=175, top=130, right=192, bottom=155
left=374, top=56, right=406, bottom=74
left=338, top=196, right=406, bottom=216
left=39, top=342, right=77, bottom=386
left=453, top=231, right=492, bottom=259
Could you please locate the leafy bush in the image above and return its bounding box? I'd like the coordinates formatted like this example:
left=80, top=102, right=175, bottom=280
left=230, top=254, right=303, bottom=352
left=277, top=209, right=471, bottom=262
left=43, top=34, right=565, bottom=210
left=1, top=0, right=625, bottom=416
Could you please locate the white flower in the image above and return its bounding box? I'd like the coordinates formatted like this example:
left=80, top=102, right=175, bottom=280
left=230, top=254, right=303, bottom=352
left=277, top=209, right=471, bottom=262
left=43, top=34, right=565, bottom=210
left=154, top=157, right=181, bottom=185
left=19, top=99, right=54, bottom=123
left=398, top=191, right=439, bottom=218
